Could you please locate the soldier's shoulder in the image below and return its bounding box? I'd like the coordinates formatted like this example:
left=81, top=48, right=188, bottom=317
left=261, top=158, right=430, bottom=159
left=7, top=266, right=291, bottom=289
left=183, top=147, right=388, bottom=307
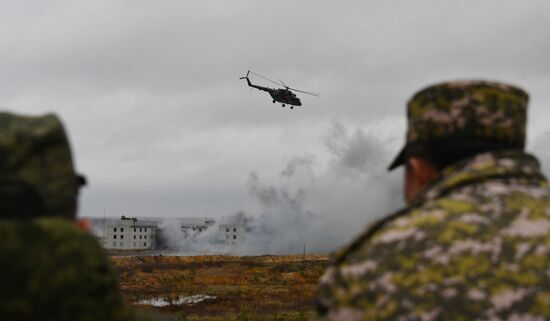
left=0, top=216, right=116, bottom=280
left=317, top=206, right=421, bottom=316
left=332, top=193, right=477, bottom=266
left=0, top=217, right=105, bottom=256
left=331, top=207, right=413, bottom=265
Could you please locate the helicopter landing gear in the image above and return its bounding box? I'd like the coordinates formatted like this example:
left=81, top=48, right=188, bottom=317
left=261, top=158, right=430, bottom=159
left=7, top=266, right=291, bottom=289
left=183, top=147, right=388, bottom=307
left=290, top=106, right=294, bottom=109
left=273, top=100, right=276, bottom=103
left=282, top=104, right=285, bottom=107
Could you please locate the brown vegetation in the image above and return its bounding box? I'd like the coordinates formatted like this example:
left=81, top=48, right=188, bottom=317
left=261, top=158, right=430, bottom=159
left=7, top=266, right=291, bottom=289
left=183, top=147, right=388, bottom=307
left=111, top=255, right=329, bottom=320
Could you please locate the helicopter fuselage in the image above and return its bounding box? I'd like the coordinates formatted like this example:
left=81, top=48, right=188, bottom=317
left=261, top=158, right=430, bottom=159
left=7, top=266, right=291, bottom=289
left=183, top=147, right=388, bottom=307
left=242, top=77, right=302, bottom=106
left=269, top=88, right=302, bottom=106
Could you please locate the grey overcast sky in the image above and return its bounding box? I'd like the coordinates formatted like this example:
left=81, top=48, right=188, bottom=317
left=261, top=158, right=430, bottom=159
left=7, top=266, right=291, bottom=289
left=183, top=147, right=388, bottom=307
left=1, top=0, right=549, bottom=222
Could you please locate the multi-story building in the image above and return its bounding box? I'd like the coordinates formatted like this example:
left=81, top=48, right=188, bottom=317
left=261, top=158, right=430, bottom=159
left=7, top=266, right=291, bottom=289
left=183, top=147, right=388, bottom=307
left=103, top=216, right=157, bottom=250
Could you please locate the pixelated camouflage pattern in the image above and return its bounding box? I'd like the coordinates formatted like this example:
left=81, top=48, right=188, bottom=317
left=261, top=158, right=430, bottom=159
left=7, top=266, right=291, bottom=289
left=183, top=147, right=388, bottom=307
left=317, top=150, right=550, bottom=321
left=0, top=112, right=79, bottom=215
left=0, top=218, right=173, bottom=321
left=406, top=80, right=528, bottom=146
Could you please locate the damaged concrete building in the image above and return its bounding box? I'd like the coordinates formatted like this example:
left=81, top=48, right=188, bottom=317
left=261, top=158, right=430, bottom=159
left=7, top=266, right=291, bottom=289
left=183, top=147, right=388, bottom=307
left=102, top=216, right=157, bottom=250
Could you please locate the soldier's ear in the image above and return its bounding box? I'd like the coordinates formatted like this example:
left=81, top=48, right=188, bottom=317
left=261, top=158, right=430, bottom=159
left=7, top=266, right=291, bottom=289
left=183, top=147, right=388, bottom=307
left=405, top=157, right=439, bottom=204
left=409, top=157, right=439, bottom=184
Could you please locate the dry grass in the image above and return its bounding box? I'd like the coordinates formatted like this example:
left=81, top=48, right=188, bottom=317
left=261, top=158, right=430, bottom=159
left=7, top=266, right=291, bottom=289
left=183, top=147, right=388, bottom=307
left=111, top=255, right=329, bottom=320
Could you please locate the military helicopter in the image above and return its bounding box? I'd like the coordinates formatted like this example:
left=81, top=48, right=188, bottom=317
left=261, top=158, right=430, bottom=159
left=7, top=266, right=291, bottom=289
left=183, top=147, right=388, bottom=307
left=240, top=70, right=320, bottom=109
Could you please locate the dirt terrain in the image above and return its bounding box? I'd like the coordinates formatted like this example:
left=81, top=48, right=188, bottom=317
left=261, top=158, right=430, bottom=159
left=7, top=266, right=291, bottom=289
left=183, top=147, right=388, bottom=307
left=111, top=255, right=329, bottom=320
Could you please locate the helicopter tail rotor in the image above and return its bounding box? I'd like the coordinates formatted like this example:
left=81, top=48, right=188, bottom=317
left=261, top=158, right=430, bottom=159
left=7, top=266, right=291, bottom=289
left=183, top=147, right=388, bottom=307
left=239, top=70, right=251, bottom=80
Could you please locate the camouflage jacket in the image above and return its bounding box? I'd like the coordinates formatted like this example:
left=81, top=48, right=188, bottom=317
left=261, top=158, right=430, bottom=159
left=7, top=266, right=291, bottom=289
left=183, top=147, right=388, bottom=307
left=0, top=218, right=171, bottom=321
left=317, top=150, right=550, bottom=321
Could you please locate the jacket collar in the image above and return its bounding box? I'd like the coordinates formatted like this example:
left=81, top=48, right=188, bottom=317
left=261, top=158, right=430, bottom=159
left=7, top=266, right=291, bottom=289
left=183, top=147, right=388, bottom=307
left=411, top=150, right=547, bottom=205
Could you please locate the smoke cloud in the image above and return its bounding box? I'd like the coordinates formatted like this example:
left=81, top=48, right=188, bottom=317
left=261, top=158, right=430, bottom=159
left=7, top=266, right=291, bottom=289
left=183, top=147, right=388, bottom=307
left=160, top=120, right=404, bottom=254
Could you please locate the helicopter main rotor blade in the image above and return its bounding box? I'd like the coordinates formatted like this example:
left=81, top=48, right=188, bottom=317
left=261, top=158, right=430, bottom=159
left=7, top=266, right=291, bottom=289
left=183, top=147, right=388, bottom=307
left=249, top=70, right=320, bottom=96
left=288, top=87, right=321, bottom=97
left=249, top=70, right=284, bottom=88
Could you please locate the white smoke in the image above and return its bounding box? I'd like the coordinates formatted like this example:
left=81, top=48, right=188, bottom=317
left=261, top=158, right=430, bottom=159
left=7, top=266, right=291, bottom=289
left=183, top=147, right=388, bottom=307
left=234, top=120, right=404, bottom=254
left=160, top=119, right=404, bottom=255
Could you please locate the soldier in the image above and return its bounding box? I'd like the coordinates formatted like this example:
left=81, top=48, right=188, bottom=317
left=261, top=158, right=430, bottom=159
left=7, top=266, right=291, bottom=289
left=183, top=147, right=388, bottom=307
left=317, top=81, right=550, bottom=320
left=0, top=113, right=171, bottom=321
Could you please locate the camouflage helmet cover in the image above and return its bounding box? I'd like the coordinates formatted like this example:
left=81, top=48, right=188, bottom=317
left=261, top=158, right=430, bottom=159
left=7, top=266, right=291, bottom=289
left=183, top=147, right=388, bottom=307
left=0, top=112, right=81, bottom=216
left=388, top=80, right=529, bottom=170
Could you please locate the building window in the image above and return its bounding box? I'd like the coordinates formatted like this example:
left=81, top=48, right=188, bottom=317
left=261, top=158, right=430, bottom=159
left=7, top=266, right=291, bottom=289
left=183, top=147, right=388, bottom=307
left=144, top=235, right=147, bottom=239
left=140, top=228, right=142, bottom=232
left=121, top=235, right=124, bottom=239
left=121, top=228, right=124, bottom=232
left=133, top=235, right=136, bottom=239
left=113, top=235, right=117, bottom=239
left=226, top=228, right=229, bottom=232
left=144, top=228, right=147, bottom=232
left=233, top=228, right=236, bottom=232
left=114, top=227, right=117, bottom=232
left=233, top=235, right=237, bottom=240
left=226, top=235, right=229, bottom=239
left=120, top=242, right=123, bottom=246
left=144, top=242, right=147, bottom=246
left=140, top=235, right=142, bottom=239
left=113, top=242, right=116, bottom=247
left=133, top=242, right=136, bottom=247
left=134, top=228, right=136, bottom=232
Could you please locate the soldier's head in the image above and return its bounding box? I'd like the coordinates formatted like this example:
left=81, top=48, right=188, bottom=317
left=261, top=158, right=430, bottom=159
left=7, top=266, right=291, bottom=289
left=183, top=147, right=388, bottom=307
left=388, top=80, right=529, bottom=204
left=0, top=112, right=86, bottom=219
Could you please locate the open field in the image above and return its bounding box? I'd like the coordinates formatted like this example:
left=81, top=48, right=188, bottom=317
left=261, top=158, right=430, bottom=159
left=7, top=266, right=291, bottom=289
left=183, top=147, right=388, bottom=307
left=111, top=255, right=329, bottom=321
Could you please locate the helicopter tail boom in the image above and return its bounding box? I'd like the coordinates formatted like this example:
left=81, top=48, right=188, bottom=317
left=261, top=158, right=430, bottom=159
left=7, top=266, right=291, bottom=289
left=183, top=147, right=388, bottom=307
left=240, top=71, right=272, bottom=92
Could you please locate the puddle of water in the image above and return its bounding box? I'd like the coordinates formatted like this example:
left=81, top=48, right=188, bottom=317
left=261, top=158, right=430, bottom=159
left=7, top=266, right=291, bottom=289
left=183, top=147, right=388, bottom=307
left=135, top=294, right=217, bottom=307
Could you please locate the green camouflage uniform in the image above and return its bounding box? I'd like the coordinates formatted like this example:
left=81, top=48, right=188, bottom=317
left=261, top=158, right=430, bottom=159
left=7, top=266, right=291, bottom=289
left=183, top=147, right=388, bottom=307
left=317, top=81, right=550, bottom=320
left=0, top=218, right=134, bottom=321
left=0, top=113, right=172, bottom=321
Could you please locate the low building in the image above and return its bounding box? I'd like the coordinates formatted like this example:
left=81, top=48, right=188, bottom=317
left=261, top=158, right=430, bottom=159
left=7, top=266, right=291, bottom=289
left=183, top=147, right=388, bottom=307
left=103, top=216, right=157, bottom=250
left=216, top=213, right=253, bottom=245
left=218, top=224, right=246, bottom=245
